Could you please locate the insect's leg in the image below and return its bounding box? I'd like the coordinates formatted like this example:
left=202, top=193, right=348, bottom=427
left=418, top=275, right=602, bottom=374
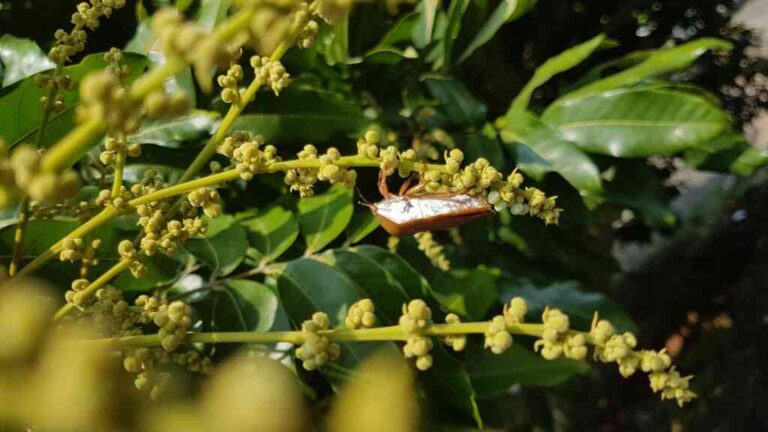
left=404, top=182, right=427, bottom=196
left=398, top=175, right=414, bottom=195
left=378, top=170, right=392, bottom=198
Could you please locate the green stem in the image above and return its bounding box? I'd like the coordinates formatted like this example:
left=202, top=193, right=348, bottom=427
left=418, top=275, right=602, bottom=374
left=13, top=206, right=120, bottom=279
left=7, top=197, right=30, bottom=277
left=79, top=323, right=563, bottom=349
left=110, top=135, right=127, bottom=198
left=53, top=258, right=133, bottom=321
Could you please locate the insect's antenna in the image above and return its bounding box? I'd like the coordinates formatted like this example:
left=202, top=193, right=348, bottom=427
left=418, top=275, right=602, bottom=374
left=356, top=187, right=374, bottom=208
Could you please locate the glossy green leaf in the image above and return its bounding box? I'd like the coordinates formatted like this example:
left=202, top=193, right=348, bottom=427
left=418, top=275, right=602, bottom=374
left=0, top=35, right=54, bottom=87
left=466, top=344, right=589, bottom=395
left=327, top=248, right=411, bottom=323
left=319, top=16, right=349, bottom=65
left=344, top=208, right=379, bottom=245
left=238, top=204, right=299, bottom=264
left=0, top=53, right=147, bottom=148
left=542, top=87, right=732, bottom=157
left=430, top=266, right=500, bottom=320
left=563, top=38, right=733, bottom=100
left=113, top=253, right=181, bottom=292
left=731, top=146, right=768, bottom=177
left=0, top=204, right=20, bottom=230
left=277, top=258, right=387, bottom=368
left=231, top=86, right=369, bottom=144
left=412, top=0, right=440, bottom=48
left=353, top=245, right=430, bottom=299
left=501, top=112, right=602, bottom=208
left=457, top=0, right=538, bottom=63
left=298, top=186, right=353, bottom=254
left=127, top=111, right=218, bottom=147
left=503, top=280, right=637, bottom=332
left=683, top=132, right=745, bottom=169
left=507, top=33, right=607, bottom=118
left=422, top=344, right=483, bottom=428
left=185, top=221, right=248, bottom=276
left=424, top=76, right=486, bottom=126
left=440, top=0, right=470, bottom=67
left=217, top=279, right=279, bottom=332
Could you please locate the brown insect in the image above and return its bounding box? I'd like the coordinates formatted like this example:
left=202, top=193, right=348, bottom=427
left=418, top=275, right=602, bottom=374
left=364, top=171, right=493, bottom=236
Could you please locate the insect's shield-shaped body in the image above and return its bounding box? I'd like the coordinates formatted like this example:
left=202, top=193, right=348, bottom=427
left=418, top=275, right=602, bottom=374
left=371, top=193, right=492, bottom=236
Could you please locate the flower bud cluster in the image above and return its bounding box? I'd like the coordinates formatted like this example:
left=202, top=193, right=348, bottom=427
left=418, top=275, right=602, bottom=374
left=143, top=89, right=190, bottom=119
left=153, top=300, right=194, bottom=352
left=318, top=147, right=356, bottom=187
left=218, top=132, right=279, bottom=180
left=284, top=144, right=319, bottom=197
left=532, top=307, right=587, bottom=360
left=64, top=278, right=92, bottom=308
left=118, top=240, right=148, bottom=278
left=71, top=0, right=126, bottom=31
left=59, top=237, right=86, bottom=263
left=34, top=74, right=73, bottom=112
left=441, top=313, right=466, bottom=352
left=295, top=312, right=341, bottom=370
left=78, top=70, right=140, bottom=134
left=104, top=47, right=131, bottom=80
left=4, top=144, right=80, bottom=202
left=99, top=136, right=141, bottom=166
left=344, top=299, right=376, bottom=329
left=218, top=64, right=244, bottom=104
left=414, top=231, right=450, bottom=271
left=484, top=297, right=527, bottom=354
left=188, top=188, right=223, bottom=219
left=126, top=345, right=211, bottom=400
left=248, top=5, right=293, bottom=55
left=588, top=316, right=695, bottom=406
left=47, top=0, right=127, bottom=65
left=250, top=56, right=290, bottom=95
left=293, top=2, right=320, bottom=49
left=356, top=130, right=381, bottom=160
left=399, top=299, right=433, bottom=370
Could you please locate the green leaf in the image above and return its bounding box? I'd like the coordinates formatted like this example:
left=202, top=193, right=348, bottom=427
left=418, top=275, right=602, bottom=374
left=128, top=111, right=218, bottom=147
left=0, top=35, right=54, bottom=87
left=563, top=38, right=733, bottom=100
left=319, top=15, right=349, bottom=65
left=353, top=245, right=430, bottom=299
left=542, top=87, right=732, bottom=157
left=298, top=186, right=353, bottom=254
left=683, top=132, right=745, bottom=169
left=731, top=146, right=768, bottom=176
left=231, top=86, right=369, bottom=144
left=412, top=0, right=440, bottom=49
left=0, top=205, right=20, bottom=231
left=466, top=344, right=589, bottom=395
left=439, top=0, right=470, bottom=67
left=424, top=76, right=486, bottom=127
left=185, top=221, right=248, bottom=276
left=457, top=0, right=538, bottom=63
left=327, top=248, right=411, bottom=323
left=344, top=209, right=379, bottom=245
left=503, top=280, right=637, bottom=332
left=501, top=112, right=602, bottom=208
left=217, top=279, right=279, bottom=332
left=507, top=33, right=607, bottom=118
left=0, top=53, right=147, bottom=148
left=277, top=258, right=388, bottom=368
left=430, top=266, right=500, bottom=320
left=114, top=253, right=181, bottom=292
left=238, top=204, right=299, bottom=264
left=421, top=344, right=483, bottom=428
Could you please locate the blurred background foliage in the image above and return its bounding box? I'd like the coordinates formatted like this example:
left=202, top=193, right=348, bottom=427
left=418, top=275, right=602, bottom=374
left=1, top=0, right=767, bottom=430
